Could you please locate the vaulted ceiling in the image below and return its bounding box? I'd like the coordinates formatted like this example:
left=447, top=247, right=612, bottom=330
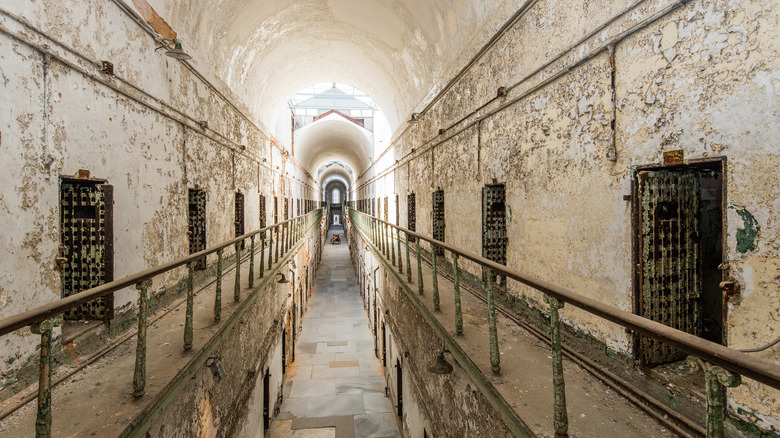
left=147, top=0, right=514, bottom=181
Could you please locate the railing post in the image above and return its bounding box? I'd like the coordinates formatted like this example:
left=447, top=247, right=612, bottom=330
left=234, top=242, right=241, bottom=302
left=397, top=228, right=403, bottom=275
left=453, top=253, right=463, bottom=335
left=30, top=315, right=61, bottom=438
left=132, top=279, right=152, bottom=398
left=405, top=232, right=412, bottom=283
left=391, top=225, right=397, bottom=266
left=687, top=357, right=742, bottom=438
left=486, top=268, right=500, bottom=374
left=431, top=244, right=440, bottom=311
left=287, top=221, right=292, bottom=251
left=544, top=295, right=568, bottom=437
left=249, top=235, right=255, bottom=288
left=259, top=233, right=265, bottom=278
left=215, top=249, right=223, bottom=322
left=416, top=238, right=424, bottom=295
left=184, top=261, right=195, bottom=349
left=275, top=224, right=280, bottom=263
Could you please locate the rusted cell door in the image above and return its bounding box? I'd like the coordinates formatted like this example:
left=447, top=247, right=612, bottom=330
left=235, top=192, right=245, bottom=249
left=273, top=196, right=279, bottom=224
left=482, top=184, right=507, bottom=285
left=638, top=169, right=703, bottom=366
left=60, top=178, right=114, bottom=321
left=259, top=194, right=266, bottom=229
left=407, top=194, right=416, bottom=242
left=395, top=195, right=399, bottom=225
left=188, top=188, right=207, bottom=270
left=432, top=190, right=445, bottom=255
left=284, top=198, right=289, bottom=221
left=262, top=369, right=271, bottom=430
left=384, top=196, right=389, bottom=221
left=396, top=359, right=403, bottom=417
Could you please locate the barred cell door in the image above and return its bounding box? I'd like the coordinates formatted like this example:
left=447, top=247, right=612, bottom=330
left=432, top=190, right=445, bottom=255
left=235, top=192, right=245, bottom=249
left=407, top=194, right=416, bottom=242
left=259, top=195, right=266, bottom=229
left=60, top=179, right=114, bottom=321
left=638, top=170, right=703, bottom=366
left=188, top=188, right=207, bottom=270
left=482, top=184, right=507, bottom=285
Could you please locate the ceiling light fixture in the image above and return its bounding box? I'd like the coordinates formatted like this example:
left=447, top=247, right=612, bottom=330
left=161, top=38, right=192, bottom=61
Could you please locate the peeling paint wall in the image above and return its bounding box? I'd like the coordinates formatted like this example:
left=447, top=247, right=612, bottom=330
left=0, top=0, right=317, bottom=383
left=356, top=0, right=780, bottom=431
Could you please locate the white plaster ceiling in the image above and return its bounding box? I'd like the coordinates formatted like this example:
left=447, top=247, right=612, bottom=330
left=295, top=116, right=372, bottom=180
left=152, top=0, right=513, bottom=179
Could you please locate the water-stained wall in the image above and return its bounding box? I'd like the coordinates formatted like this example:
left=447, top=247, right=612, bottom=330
left=356, top=0, right=780, bottom=431
left=0, top=0, right=317, bottom=384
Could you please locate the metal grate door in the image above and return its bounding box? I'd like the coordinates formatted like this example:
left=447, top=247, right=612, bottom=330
left=407, top=194, right=416, bottom=242
left=638, top=170, right=702, bottom=366
left=432, top=190, right=445, bottom=255
left=60, top=180, right=113, bottom=320
left=482, top=184, right=507, bottom=284
left=259, top=195, right=266, bottom=229
left=235, top=193, right=245, bottom=249
left=188, top=188, right=207, bottom=270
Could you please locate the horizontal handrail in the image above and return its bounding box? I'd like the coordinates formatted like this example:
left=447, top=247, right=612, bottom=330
left=347, top=208, right=780, bottom=390
left=0, top=208, right=325, bottom=337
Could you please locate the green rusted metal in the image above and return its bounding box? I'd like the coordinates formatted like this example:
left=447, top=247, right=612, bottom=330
left=431, top=244, right=440, bottom=311
left=275, top=224, right=280, bottom=263
left=248, top=236, right=255, bottom=288
left=544, top=295, right=568, bottom=437
left=215, top=249, right=223, bottom=322
left=638, top=170, right=702, bottom=366
left=132, top=279, right=152, bottom=398
left=486, top=268, right=500, bottom=374
left=184, top=262, right=194, bottom=350
left=453, top=253, right=463, bottom=335
left=687, top=357, right=742, bottom=438
left=391, top=224, right=397, bottom=266
left=259, top=233, right=265, bottom=278
left=30, top=315, right=61, bottom=438
left=397, top=228, right=403, bottom=275
left=405, top=232, right=412, bottom=283
left=234, top=242, right=241, bottom=302
left=416, top=238, right=424, bottom=295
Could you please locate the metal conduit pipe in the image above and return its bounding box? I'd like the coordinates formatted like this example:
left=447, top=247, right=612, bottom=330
left=0, top=6, right=316, bottom=188
left=106, top=0, right=313, bottom=179
left=355, top=0, right=692, bottom=192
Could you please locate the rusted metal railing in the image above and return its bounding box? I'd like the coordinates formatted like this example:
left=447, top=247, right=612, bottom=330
left=347, top=207, right=780, bottom=438
left=0, top=208, right=324, bottom=438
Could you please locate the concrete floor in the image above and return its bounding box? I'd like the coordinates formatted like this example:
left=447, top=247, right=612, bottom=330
left=270, top=227, right=401, bottom=438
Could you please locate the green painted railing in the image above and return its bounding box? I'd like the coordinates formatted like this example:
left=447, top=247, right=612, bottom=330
left=0, top=208, right=325, bottom=438
left=347, top=207, right=780, bottom=438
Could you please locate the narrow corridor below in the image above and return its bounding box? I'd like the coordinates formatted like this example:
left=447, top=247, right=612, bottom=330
left=270, top=227, right=401, bottom=438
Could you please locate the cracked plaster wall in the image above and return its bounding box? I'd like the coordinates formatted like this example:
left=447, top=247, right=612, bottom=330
left=0, top=0, right=316, bottom=384
left=357, top=0, right=780, bottom=431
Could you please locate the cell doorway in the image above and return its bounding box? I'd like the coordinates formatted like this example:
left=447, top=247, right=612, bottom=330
left=633, top=159, right=726, bottom=367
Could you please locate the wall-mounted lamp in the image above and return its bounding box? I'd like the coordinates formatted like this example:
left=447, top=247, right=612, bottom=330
left=275, top=273, right=290, bottom=284
left=163, top=39, right=192, bottom=61
left=427, top=351, right=453, bottom=375
left=206, top=356, right=226, bottom=381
